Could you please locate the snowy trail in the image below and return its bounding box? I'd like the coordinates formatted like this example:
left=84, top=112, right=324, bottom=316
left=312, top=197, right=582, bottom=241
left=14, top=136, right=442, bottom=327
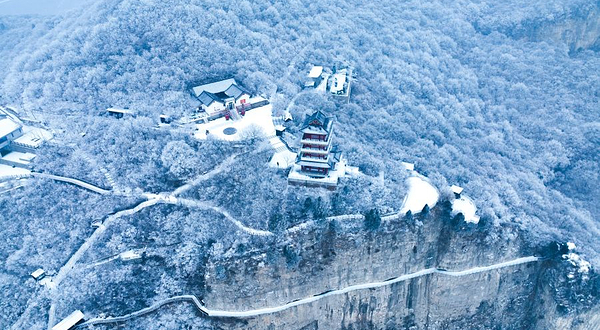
left=31, top=172, right=111, bottom=195
left=174, top=198, right=273, bottom=236
left=171, top=153, right=238, bottom=197
left=18, top=153, right=245, bottom=330
left=45, top=199, right=162, bottom=329
left=78, top=256, right=539, bottom=327
left=79, top=151, right=122, bottom=193
left=52, top=199, right=161, bottom=287
left=82, top=255, right=120, bottom=270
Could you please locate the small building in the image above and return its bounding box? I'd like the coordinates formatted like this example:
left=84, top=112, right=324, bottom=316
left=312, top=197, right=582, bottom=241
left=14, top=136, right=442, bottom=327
left=192, top=78, right=251, bottom=120
left=31, top=268, right=45, bottom=281
left=107, top=108, right=136, bottom=119
left=283, top=110, right=293, bottom=122
left=330, top=69, right=348, bottom=95
left=305, top=66, right=324, bottom=88
left=159, top=115, right=172, bottom=124
left=52, top=310, right=85, bottom=330
left=0, top=113, right=23, bottom=155
left=120, top=249, right=143, bottom=261
left=275, top=124, right=286, bottom=136
left=450, top=185, right=464, bottom=199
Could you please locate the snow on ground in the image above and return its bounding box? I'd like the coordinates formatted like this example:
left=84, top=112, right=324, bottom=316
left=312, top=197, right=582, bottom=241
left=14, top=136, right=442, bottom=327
left=194, top=103, right=275, bottom=141
left=269, top=149, right=296, bottom=169
left=452, top=195, right=480, bottom=224
left=565, top=253, right=591, bottom=274
left=39, top=277, right=55, bottom=289
left=287, top=156, right=356, bottom=186
left=268, top=136, right=287, bottom=151
left=2, top=151, right=36, bottom=165
left=14, top=126, right=53, bottom=148
left=288, top=164, right=340, bottom=185
left=399, top=174, right=439, bottom=215
left=564, top=243, right=591, bottom=277
left=0, top=164, right=30, bottom=178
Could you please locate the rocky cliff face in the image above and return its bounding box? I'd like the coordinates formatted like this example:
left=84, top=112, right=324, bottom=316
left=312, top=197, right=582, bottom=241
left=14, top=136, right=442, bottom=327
left=202, top=204, right=597, bottom=329
left=505, top=3, right=600, bottom=53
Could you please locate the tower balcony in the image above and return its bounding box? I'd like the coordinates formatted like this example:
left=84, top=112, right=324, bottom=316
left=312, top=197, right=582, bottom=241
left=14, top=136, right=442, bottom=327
left=300, top=136, right=331, bottom=146
left=300, top=145, right=330, bottom=155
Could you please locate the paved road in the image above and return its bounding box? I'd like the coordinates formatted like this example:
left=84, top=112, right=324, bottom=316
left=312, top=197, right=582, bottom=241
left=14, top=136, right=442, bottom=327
left=77, top=256, right=539, bottom=327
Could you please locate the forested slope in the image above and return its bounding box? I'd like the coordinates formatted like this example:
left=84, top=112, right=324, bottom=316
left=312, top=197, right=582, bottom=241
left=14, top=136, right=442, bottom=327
left=0, top=0, right=598, bottom=264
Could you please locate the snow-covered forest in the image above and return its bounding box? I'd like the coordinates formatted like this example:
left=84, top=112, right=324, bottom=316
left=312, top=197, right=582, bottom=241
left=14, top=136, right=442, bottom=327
left=1, top=0, right=597, bottom=255
left=0, top=0, right=599, bottom=328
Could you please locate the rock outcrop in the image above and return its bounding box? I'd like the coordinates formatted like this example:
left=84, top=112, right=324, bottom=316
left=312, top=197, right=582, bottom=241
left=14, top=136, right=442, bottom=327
left=202, top=205, right=597, bottom=329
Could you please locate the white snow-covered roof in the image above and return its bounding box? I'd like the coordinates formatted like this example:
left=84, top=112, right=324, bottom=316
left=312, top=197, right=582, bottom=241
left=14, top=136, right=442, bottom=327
left=450, top=185, right=464, bottom=195
left=52, top=310, right=84, bottom=330
left=399, top=175, right=439, bottom=214
left=283, top=111, right=293, bottom=122
left=31, top=268, right=45, bottom=279
left=308, top=66, right=323, bottom=78
left=120, top=250, right=142, bottom=261
left=13, top=126, right=53, bottom=148
left=567, top=242, right=577, bottom=250
left=451, top=195, right=479, bottom=224
left=2, top=151, right=36, bottom=165
left=0, top=164, right=30, bottom=178
left=0, top=116, right=21, bottom=138
left=192, top=78, right=238, bottom=97
left=107, top=108, right=135, bottom=115
left=330, top=73, right=346, bottom=93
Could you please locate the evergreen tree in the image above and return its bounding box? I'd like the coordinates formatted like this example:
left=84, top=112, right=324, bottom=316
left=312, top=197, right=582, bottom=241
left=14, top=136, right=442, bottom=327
left=364, top=208, right=381, bottom=230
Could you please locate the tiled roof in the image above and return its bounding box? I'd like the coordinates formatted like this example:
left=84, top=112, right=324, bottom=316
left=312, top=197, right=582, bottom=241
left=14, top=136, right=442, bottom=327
left=301, top=110, right=333, bottom=133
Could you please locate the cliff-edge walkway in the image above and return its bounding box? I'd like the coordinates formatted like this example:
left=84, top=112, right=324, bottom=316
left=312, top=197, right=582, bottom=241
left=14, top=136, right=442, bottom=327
left=76, top=256, right=540, bottom=327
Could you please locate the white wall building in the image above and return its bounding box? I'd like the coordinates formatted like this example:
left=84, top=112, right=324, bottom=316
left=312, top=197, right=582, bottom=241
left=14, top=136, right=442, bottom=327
left=192, top=78, right=251, bottom=119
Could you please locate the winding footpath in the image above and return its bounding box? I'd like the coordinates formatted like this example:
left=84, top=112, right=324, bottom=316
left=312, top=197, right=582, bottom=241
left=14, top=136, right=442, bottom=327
left=42, top=153, right=263, bottom=329
left=77, top=256, right=540, bottom=327
left=11, top=150, right=444, bottom=329
left=46, top=199, right=163, bottom=329
left=174, top=198, right=273, bottom=236
left=171, top=153, right=238, bottom=197
left=31, top=172, right=111, bottom=195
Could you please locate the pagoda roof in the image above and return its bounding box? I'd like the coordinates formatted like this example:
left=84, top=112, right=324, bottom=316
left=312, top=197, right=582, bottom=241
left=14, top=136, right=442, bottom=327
left=301, top=111, right=333, bottom=133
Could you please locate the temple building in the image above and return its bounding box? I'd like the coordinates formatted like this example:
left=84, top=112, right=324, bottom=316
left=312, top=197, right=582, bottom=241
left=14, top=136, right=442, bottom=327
left=297, top=111, right=336, bottom=177
left=0, top=113, right=23, bottom=155
left=192, top=78, right=251, bottom=121
left=288, top=111, right=342, bottom=189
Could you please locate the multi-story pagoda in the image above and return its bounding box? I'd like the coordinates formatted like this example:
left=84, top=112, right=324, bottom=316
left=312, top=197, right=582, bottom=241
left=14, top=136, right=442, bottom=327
left=296, top=110, right=337, bottom=178
left=287, top=110, right=343, bottom=190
